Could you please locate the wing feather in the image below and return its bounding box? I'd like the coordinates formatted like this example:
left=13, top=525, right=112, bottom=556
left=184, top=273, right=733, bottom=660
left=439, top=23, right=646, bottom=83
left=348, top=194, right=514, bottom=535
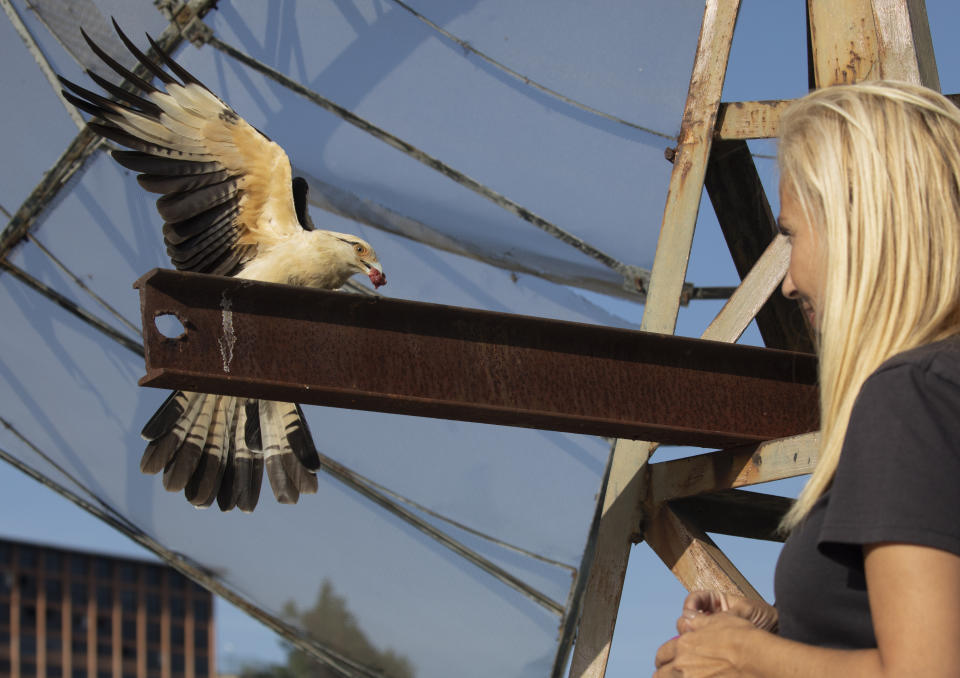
left=60, top=22, right=302, bottom=277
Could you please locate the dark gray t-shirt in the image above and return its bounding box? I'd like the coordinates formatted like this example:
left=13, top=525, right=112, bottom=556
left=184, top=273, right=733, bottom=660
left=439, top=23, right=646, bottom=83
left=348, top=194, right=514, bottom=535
left=774, top=336, right=960, bottom=647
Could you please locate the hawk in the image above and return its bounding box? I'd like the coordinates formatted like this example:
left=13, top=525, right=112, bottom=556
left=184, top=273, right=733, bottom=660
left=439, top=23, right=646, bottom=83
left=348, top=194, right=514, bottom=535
left=60, top=22, right=386, bottom=511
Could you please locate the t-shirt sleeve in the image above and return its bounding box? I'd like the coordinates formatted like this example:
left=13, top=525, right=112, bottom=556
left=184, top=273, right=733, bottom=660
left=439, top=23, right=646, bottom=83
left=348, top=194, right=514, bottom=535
left=819, top=362, right=960, bottom=558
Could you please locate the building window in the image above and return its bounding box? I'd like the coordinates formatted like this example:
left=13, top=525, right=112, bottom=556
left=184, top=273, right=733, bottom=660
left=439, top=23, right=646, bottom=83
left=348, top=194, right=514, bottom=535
left=97, top=671, right=112, bottom=678
left=0, top=601, right=9, bottom=626
left=97, top=641, right=111, bottom=657
left=71, top=637, right=87, bottom=654
left=172, top=651, right=185, bottom=672
left=46, top=605, right=61, bottom=631
left=21, top=603, right=37, bottom=626
left=147, top=621, right=161, bottom=644
left=146, top=593, right=160, bottom=615
left=171, top=623, right=184, bottom=645
left=45, top=577, right=63, bottom=599
left=195, top=655, right=209, bottom=677
left=170, top=596, right=184, bottom=617
left=45, top=551, right=63, bottom=572
left=169, top=572, right=187, bottom=590
left=122, top=617, right=136, bottom=641
left=120, top=589, right=136, bottom=613
left=22, top=661, right=36, bottom=676
left=147, top=649, right=161, bottom=669
left=73, top=668, right=86, bottom=678
left=97, top=615, right=111, bottom=636
left=18, top=546, right=37, bottom=568
left=48, top=664, right=63, bottom=678
left=119, top=563, right=137, bottom=583
left=46, top=632, right=62, bottom=651
left=70, top=555, right=87, bottom=577
left=94, top=558, right=113, bottom=580
left=194, top=626, right=208, bottom=649
left=144, top=566, right=162, bottom=588
left=0, top=570, right=11, bottom=594
left=72, top=611, right=87, bottom=634
left=70, top=581, right=88, bottom=606
left=19, top=573, right=37, bottom=599
left=96, top=586, right=112, bottom=608
left=193, top=598, right=209, bottom=620
left=20, top=632, right=37, bottom=656
left=0, top=542, right=11, bottom=564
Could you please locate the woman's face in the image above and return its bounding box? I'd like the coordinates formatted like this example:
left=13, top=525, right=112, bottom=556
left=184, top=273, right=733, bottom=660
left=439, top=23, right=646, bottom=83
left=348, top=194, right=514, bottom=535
left=779, top=181, right=823, bottom=328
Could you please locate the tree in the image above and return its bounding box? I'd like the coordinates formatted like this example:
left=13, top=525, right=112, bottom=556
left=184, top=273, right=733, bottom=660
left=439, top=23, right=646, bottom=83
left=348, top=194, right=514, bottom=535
left=240, top=579, right=415, bottom=678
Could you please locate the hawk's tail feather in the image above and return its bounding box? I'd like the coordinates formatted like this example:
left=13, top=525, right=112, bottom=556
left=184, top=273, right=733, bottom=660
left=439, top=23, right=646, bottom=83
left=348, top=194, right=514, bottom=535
left=184, top=397, right=235, bottom=508
left=261, top=401, right=319, bottom=504
left=140, top=390, right=205, bottom=473
left=140, top=390, right=188, bottom=441
left=261, top=401, right=299, bottom=504
left=216, top=401, right=264, bottom=513
left=139, top=393, right=317, bottom=511
left=244, top=400, right=262, bottom=451
left=162, top=394, right=217, bottom=492
left=286, top=404, right=321, bottom=471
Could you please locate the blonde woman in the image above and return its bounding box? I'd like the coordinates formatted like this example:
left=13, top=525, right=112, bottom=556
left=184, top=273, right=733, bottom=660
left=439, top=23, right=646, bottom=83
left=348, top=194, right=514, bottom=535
left=654, top=81, right=960, bottom=676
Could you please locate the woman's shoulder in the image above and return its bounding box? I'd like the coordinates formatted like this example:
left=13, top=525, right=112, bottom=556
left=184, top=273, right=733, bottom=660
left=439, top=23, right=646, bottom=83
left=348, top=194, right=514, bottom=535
left=873, top=334, right=960, bottom=386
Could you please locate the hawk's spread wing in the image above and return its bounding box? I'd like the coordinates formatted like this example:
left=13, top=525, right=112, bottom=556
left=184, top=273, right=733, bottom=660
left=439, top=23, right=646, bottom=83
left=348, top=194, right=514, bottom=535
left=60, top=20, right=301, bottom=276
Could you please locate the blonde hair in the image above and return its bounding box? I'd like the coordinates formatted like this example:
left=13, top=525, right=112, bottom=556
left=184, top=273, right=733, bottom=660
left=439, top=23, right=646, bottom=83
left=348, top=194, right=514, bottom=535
left=779, top=81, right=960, bottom=530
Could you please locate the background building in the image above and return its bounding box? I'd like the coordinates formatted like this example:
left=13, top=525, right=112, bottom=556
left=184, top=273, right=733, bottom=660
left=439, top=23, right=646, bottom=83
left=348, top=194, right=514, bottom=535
left=0, top=537, right=213, bottom=678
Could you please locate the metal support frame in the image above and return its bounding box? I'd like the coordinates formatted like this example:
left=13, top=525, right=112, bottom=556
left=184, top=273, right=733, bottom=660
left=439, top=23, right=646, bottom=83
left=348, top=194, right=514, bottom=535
left=568, top=2, right=743, bottom=675
left=567, top=2, right=941, bottom=677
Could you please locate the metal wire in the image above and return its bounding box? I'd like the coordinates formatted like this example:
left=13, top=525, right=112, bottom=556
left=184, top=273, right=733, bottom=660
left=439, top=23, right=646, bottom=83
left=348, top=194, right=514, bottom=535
left=0, top=441, right=386, bottom=678
left=206, top=35, right=647, bottom=293
left=386, top=0, right=676, bottom=142
left=0, top=259, right=145, bottom=357
left=1, top=0, right=85, bottom=130
left=0, top=415, right=140, bottom=535
left=26, top=233, right=143, bottom=337
left=337, top=458, right=577, bottom=575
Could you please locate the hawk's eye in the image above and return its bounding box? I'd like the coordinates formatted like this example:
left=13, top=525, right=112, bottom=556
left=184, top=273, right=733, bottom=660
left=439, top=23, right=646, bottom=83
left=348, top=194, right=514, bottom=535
left=355, top=244, right=367, bottom=256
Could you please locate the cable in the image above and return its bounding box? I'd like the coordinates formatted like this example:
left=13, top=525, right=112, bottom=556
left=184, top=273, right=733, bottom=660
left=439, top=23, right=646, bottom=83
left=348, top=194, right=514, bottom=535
left=386, top=0, right=675, bottom=141
left=26, top=233, right=142, bottom=337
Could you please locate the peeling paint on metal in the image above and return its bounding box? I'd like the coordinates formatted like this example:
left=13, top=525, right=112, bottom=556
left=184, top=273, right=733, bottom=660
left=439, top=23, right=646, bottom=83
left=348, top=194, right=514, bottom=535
left=218, top=289, right=236, bottom=374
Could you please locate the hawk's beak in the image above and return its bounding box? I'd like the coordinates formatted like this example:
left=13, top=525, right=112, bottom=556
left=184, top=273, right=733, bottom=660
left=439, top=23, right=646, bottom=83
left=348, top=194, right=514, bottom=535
left=367, top=262, right=386, bottom=288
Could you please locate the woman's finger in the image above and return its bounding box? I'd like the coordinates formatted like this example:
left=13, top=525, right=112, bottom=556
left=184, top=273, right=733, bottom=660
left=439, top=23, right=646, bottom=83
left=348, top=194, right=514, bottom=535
left=682, top=590, right=719, bottom=614
left=654, top=636, right=678, bottom=668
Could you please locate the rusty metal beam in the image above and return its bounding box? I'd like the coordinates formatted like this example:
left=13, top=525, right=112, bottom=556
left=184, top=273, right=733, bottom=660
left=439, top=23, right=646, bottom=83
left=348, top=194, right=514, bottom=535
left=135, top=268, right=818, bottom=447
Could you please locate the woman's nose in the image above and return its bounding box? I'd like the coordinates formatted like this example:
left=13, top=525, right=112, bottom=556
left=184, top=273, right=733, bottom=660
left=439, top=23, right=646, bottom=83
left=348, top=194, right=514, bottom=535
left=782, top=269, right=799, bottom=300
